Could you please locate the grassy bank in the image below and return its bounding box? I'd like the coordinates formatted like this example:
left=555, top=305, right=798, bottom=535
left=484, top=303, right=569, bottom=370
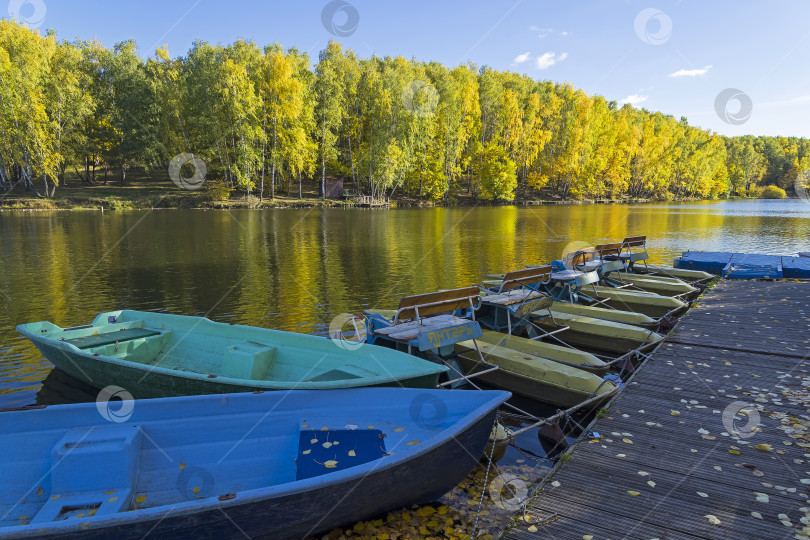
left=0, top=172, right=775, bottom=212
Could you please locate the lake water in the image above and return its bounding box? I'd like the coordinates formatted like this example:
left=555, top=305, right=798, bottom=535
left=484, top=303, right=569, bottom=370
left=1, top=198, right=809, bottom=408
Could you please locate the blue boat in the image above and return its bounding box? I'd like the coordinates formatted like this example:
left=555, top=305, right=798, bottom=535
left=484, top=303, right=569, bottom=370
left=0, top=388, right=508, bottom=539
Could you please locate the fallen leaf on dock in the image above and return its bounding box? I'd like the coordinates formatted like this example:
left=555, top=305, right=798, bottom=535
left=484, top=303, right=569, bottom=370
left=647, top=481, right=656, bottom=488
left=696, top=492, right=708, bottom=498
left=527, top=525, right=538, bottom=532
left=705, top=515, right=721, bottom=525
left=671, top=411, right=680, bottom=416
left=626, top=490, right=640, bottom=496
left=755, top=444, right=772, bottom=451
left=751, top=511, right=762, bottom=519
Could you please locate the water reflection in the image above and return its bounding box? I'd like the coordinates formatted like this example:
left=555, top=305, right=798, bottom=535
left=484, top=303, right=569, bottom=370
left=0, top=200, right=808, bottom=409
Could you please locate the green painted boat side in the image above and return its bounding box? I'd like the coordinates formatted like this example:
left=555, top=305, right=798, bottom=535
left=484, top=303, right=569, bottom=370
left=454, top=340, right=617, bottom=407
left=547, top=302, right=658, bottom=329
left=608, top=272, right=698, bottom=297
left=531, top=310, right=664, bottom=354
left=474, top=329, right=607, bottom=375
left=635, top=265, right=714, bottom=281
left=588, top=286, right=687, bottom=318
left=16, top=310, right=447, bottom=398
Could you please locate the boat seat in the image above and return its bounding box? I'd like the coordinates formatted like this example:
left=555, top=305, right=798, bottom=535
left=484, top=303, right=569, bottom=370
left=221, top=341, right=276, bottom=380
left=31, top=425, right=142, bottom=523
left=63, top=327, right=162, bottom=350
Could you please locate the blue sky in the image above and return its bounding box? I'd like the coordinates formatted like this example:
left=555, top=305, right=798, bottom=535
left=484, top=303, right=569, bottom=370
left=14, top=0, right=810, bottom=138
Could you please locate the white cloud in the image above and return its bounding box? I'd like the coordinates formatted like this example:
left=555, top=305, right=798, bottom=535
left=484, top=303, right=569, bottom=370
left=513, top=51, right=531, bottom=64
left=668, top=65, right=712, bottom=78
left=620, top=94, right=648, bottom=105
left=536, top=51, right=567, bottom=70
left=529, top=25, right=539, bottom=31
left=559, top=31, right=569, bottom=36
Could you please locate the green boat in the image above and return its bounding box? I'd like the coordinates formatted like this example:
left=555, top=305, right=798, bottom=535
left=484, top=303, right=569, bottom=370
left=454, top=339, right=617, bottom=408
left=16, top=310, right=448, bottom=398
left=607, top=272, right=699, bottom=298
left=475, top=329, right=608, bottom=375
left=547, top=302, right=658, bottom=329
left=632, top=265, right=714, bottom=282
left=587, top=286, right=687, bottom=318
left=530, top=310, right=664, bottom=355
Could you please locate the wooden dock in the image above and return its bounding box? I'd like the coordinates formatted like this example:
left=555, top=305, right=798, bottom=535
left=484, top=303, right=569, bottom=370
left=505, top=280, right=810, bottom=539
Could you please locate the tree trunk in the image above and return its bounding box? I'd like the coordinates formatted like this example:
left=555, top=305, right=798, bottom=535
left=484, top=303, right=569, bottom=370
left=298, top=171, right=302, bottom=199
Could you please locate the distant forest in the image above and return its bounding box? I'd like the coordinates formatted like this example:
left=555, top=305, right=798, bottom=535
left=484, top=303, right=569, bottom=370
left=1, top=20, right=806, bottom=201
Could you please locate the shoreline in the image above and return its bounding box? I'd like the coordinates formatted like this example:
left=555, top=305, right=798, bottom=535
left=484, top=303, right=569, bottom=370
left=0, top=191, right=772, bottom=213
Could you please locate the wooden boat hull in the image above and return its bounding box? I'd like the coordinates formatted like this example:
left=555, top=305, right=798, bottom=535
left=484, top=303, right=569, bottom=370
left=608, top=273, right=698, bottom=298
left=17, top=310, right=447, bottom=398
left=587, top=286, right=687, bottom=318
left=474, top=329, right=607, bottom=375
left=547, top=302, right=658, bottom=330
left=0, top=388, right=509, bottom=539
left=531, top=311, right=664, bottom=355
left=454, top=341, right=616, bottom=408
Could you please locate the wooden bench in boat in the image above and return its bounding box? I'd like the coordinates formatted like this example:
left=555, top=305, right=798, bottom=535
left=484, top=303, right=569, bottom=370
left=620, top=235, right=649, bottom=264
left=62, top=327, right=162, bottom=349
left=483, top=266, right=553, bottom=313
left=370, top=287, right=483, bottom=352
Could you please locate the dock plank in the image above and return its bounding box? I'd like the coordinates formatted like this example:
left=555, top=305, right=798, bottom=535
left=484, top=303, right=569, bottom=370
left=504, top=280, right=810, bottom=540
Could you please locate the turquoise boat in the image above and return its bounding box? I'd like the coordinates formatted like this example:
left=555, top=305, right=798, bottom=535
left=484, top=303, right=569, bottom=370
left=16, top=310, right=448, bottom=398
left=0, top=388, right=508, bottom=539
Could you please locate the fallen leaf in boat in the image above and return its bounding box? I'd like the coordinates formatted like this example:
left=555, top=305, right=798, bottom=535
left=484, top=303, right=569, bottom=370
left=705, top=515, right=721, bottom=525
left=302, top=449, right=311, bottom=455
left=179, top=462, right=185, bottom=470
left=193, top=486, right=199, bottom=495
left=324, top=460, right=338, bottom=468
left=551, top=481, right=561, bottom=488
left=406, top=440, right=420, bottom=446
left=647, top=481, right=656, bottom=488
left=348, top=450, right=356, bottom=457
left=394, top=427, right=405, bottom=432
left=671, top=411, right=680, bottom=416
left=104, top=491, right=114, bottom=495
left=627, top=491, right=640, bottom=496
left=755, top=444, right=772, bottom=452
left=321, top=427, right=329, bottom=431
left=333, top=441, right=339, bottom=445
left=527, top=525, right=538, bottom=533
left=697, top=492, right=708, bottom=498
left=301, top=424, right=309, bottom=428
left=310, top=438, right=318, bottom=444
left=622, top=438, right=633, bottom=444
left=36, top=486, right=43, bottom=497
left=135, top=495, right=146, bottom=504
left=322, top=442, right=333, bottom=449
left=751, top=511, right=762, bottom=519
left=75, top=513, right=85, bottom=518
left=367, top=425, right=374, bottom=429
left=88, top=509, right=97, bottom=516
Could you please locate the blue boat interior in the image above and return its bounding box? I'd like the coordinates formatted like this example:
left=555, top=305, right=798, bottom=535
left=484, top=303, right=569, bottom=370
left=0, top=389, right=503, bottom=531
